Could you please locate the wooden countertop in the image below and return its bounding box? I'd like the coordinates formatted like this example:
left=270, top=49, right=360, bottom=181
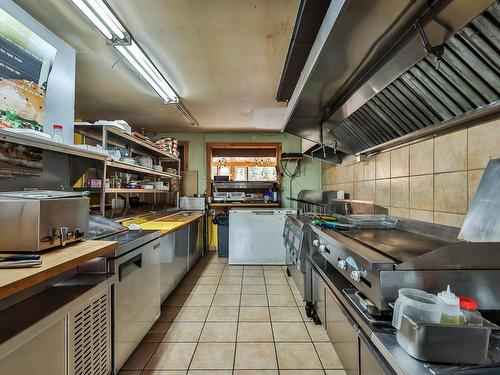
left=0, top=240, right=117, bottom=300
left=209, top=202, right=281, bottom=207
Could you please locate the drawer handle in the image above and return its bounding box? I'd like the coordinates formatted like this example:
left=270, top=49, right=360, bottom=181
left=119, top=254, right=142, bottom=281
left=252, top=211, right=275, bottom=215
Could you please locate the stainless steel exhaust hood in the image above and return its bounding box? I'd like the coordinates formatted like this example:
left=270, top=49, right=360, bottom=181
left=283, top=0, right=499, bottom=160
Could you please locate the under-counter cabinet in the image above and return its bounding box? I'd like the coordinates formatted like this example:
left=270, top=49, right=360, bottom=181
left=359, top=333, right=393, bottom=375
left=0, top=318, right=66, bottom=375
left=188, top=217, right=204, bottom=270
left=159, top=217, right=204, bottom=303
left=160, top=232, right=177, bottom=301
left=173, top=225, right=189, bottom=284
left=0, top=278, right=113, bottom=375
left=311, top=268, right=326, bottom=324
left=325, top=287, right=359, bottom=375
left=114, top=239, right=160, bottom=371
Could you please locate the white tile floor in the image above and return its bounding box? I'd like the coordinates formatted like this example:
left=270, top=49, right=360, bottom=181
left=119, top=251, right=346, bottom=375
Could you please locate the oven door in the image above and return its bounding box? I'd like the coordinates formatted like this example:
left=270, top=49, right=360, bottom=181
left=114, top=239, right=161, bottom=372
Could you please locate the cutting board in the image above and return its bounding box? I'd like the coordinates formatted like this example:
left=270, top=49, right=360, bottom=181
left=138, top=221, right=184, bottom=231
left=121, top=218, right=149, bottom=227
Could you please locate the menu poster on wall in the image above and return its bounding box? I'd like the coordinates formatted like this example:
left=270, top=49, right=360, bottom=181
left=0, top=141, right=42, bottom=179
left=0, top=8, right=57, bottom=133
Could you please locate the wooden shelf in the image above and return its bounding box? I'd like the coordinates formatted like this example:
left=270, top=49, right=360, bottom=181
left=106, top=160, right=181, bottom=179
left=0, top=129, right=107, bottom=161
left=74, top=125, right=179, bottom=161
left=105, top=188, right=174, bottom=194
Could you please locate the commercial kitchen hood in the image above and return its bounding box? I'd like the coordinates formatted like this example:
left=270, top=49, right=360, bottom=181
left=282, top=0, right=500, bottom=161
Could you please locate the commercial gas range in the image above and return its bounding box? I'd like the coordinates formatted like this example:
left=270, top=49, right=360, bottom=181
left=283, top=189, right=387, bottom=319
left=305, top=159, right=500, bottom=374
left=311, top=159, right=500, bottom=314
left=283, top=190, right=342, bottom=318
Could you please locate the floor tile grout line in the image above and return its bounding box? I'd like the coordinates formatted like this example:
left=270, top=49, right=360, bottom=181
left=140, top=251, right=215, bottom=372
left=262, top=266, right=280, bottom=374
left=231, top=261, right=244, bottom=374
left=185, top=252, right=224, bottom=372
left=288, top=258, right=327, bottom=375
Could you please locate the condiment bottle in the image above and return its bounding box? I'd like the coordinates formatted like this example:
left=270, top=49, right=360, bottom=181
left=460, top=296, right=483, bottom=326
left=52, top=124, right=64, bottom=143
left=438, top=285, right=460, bottom=325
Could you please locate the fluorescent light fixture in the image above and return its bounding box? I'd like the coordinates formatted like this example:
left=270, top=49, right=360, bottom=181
left=71, top=0, right=113, bottom=39
left=128, top=42, right=178, bottom=101
left=69, top=0, right=200, bottom=124
left=116, top=42, right=178, bottom=103
left=86, top=0, right=125, bottom=39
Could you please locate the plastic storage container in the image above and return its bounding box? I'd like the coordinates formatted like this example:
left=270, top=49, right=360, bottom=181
left=392, top=288, right=442, bottom=330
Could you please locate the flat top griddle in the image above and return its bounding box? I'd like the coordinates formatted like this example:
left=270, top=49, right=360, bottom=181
left=341, top=228, right=451, bottom=263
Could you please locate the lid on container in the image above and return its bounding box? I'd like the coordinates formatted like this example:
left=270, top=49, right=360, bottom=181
left=53, top=124, right=63, bottom=129
left=438, top=285, right=459, bottom=306
left=460, top=296, right=478, bottom=310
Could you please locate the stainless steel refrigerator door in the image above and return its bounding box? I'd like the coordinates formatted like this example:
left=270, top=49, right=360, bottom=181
left=160, top=233, right=176, bottom=302
left=115, top=239, right=161, bottom=371
left=188, top=219, right=203, bottom=270
left=173, top=225, right=189, bottom=283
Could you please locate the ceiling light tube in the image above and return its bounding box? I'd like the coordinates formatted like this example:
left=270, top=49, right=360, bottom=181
left=86, top=0, right=126, bottom=40
left=71, top=0, right=113, bottom=39
left=116, top=45, right=174, bottom=103
left=127, top=42, right=178, bottom=102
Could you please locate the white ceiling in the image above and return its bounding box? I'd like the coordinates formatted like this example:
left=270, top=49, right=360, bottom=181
left=15, top=0, right=299, bottom=132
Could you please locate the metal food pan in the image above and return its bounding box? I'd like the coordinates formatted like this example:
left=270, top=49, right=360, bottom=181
left=396, top=314, right=497, bottom=364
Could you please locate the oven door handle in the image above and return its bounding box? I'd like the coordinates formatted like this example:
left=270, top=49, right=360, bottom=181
left=119, top=253, right=142, bottom=281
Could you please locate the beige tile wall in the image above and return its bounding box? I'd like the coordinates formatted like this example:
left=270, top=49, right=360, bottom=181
left=321, top=119, right=500, bottom=227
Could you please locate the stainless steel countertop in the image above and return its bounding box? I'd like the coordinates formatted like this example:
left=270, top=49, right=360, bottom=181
left=310, top=254, right=500, bottom=375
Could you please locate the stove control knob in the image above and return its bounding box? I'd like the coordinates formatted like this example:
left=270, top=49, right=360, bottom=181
left=350, top=270, right=362, bottom=283
left=319, top=244, right=330, bottom=254
left=337, top=259, right=347, bottom=270
left=312, top=239, right=320, bottom=247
